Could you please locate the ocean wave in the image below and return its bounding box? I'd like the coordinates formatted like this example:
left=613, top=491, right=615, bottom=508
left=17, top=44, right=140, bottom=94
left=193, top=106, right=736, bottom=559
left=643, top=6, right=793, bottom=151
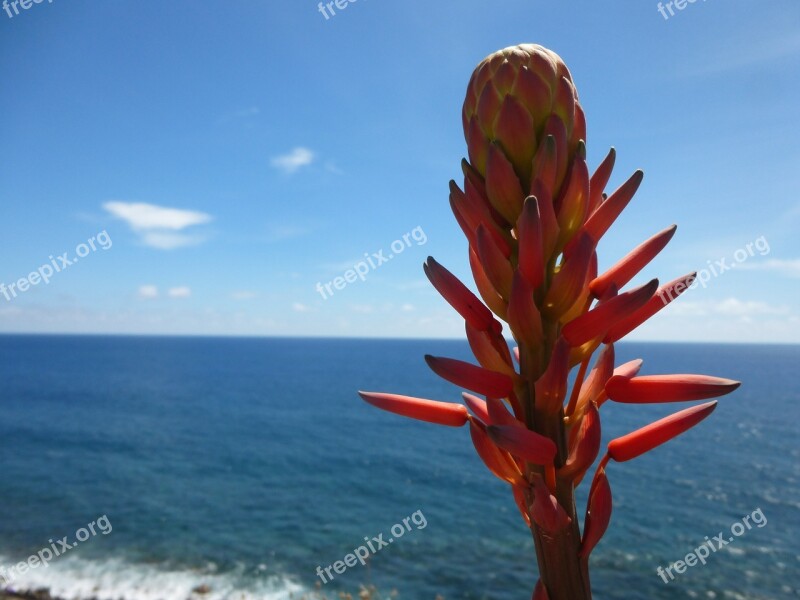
left=0, top=554, right=308, bottom=600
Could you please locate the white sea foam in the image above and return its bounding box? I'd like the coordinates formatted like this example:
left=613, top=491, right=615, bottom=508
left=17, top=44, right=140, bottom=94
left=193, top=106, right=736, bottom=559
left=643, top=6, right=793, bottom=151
left=0, top=554, right=309, bottom=600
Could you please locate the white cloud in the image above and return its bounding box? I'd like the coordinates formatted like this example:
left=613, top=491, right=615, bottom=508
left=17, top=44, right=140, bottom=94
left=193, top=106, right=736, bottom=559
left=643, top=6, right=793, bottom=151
left=103, top=201, right=213, bottom=250
left=738, top=258, right=800, bottom=278
left=292, top=302, right=311, bottom=312
left=401, top=303, right=415, bottom=312
left=271, top=147, right=314, bottom=174
left=138, top=285, right=159, bottom=299
left=665, top=298, right=791, bottom=318
left=168, top=287, right=192, bottom=298
left=104, top=202, right=212, bottom=230
left=715, top=298, right=790, bottom=317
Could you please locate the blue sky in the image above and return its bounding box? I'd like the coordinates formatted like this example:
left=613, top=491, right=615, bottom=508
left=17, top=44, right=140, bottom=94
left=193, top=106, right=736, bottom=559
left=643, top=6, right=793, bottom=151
left=1, top=0, right=798, bottom=341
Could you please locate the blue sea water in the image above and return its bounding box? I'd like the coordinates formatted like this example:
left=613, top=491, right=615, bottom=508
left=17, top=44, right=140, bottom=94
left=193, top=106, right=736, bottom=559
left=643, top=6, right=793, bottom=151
left=0, top=335, right=797, bottom=600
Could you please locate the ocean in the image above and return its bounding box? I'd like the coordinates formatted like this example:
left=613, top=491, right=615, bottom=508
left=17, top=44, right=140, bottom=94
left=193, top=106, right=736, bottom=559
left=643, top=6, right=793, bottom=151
left=0, top=335, right=797, bottom=599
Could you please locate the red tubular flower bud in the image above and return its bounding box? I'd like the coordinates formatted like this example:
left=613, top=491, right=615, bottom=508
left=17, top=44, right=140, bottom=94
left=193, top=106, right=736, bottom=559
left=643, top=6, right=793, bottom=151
left=589, top=147, right=616, bottom=214
left=534, top=337, right=571, bottom=414
left=604, top=272, right=696, bottom=342
left=584, top=170, right=644, bottom=243
left=529, top=476, right=572, bottom=533
left=425, top=355, right=514, bottom=398
left=485, top=142, right=526, bottom=224
left=517, top=196, right=546, bottom=290
left=486, top=396, right=524, bottom=428
left=465, top=322, right=516, bottom=376
left=590, top=225, right=677, bottom=299
left=469, top=420, right=526, bottom=486
left=513, top=485, right=532, bottom=527
left=529, top=183, right=560, bottom=261
left=570, top=343, right=615, bottom=420
left=462, top=392, right=490, bottom=423
left=469, top=248, right=509, bottom=320
left=476, top=80, right=502, bottom=139
left=607, top=401, right=718, bottom=462
left=555, top=153, right=590, bottom=244
left=424, top=257, right=497, bottom=332
left=451, top=180, right=512, bottom=257
left=507, top=273, right=544, bottom=348
left=449, top=191, right=479, bottom=250
left=562, top=279, right=658, bottom=347
left=580, top=467, right=612, bottom=559
left=553, top=76, right=576, bottom=139
left=542, top=115, right=569, bottom=194
left=561, top=403, right=601, bottom=484
left=487, top=424, right=557, bottom=464
left=605, top=374, right=740, bottom=404
left=542, top=233, right=594, bottom=319
left=494, top=93, right=538, bottom=181
left=358, top=392, right=469, bottom=427
left=466, top=116, right=490, bottom=175
left=531, top=135, right=558, bottom=204
left=476, top=225, right=514, bottom=299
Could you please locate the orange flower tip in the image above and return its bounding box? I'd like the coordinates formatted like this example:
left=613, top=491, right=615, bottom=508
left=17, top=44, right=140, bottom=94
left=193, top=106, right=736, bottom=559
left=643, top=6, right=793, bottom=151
left=607, top=400, right=718, bottom=462
left=358, top=391, right=469, bottom=427
left=462, top=392, right=490, bottom=423
left=605, top=374, right=741, bottom=403
left=487, top=424, right=557, bottom=464
left=613, top=358, right=644, bottom=379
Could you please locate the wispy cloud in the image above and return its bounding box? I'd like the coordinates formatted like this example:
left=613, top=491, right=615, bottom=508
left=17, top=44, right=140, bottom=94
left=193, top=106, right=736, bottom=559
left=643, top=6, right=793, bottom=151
left=670, top=298, right=792, bottom=318
left=168, top=286, right=191, bottom=298
left=103, top=201, right=213, bottom=250
left=138, top=285, right=159, bottom=299
left=737, top=258, right=800, bottom=278
left=292, top=302, right=312, bottom=312
left=271, top=147, right=315, bottom=174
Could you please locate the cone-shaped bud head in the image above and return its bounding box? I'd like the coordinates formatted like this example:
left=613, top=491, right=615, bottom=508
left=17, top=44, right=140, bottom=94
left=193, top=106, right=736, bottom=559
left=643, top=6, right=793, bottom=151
left=463, top=45, right=583, bottom=201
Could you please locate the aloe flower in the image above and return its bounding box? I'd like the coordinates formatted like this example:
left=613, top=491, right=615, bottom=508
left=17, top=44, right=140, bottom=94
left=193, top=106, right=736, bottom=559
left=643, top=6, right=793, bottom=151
left=358, top=44, right=740, bottom=599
